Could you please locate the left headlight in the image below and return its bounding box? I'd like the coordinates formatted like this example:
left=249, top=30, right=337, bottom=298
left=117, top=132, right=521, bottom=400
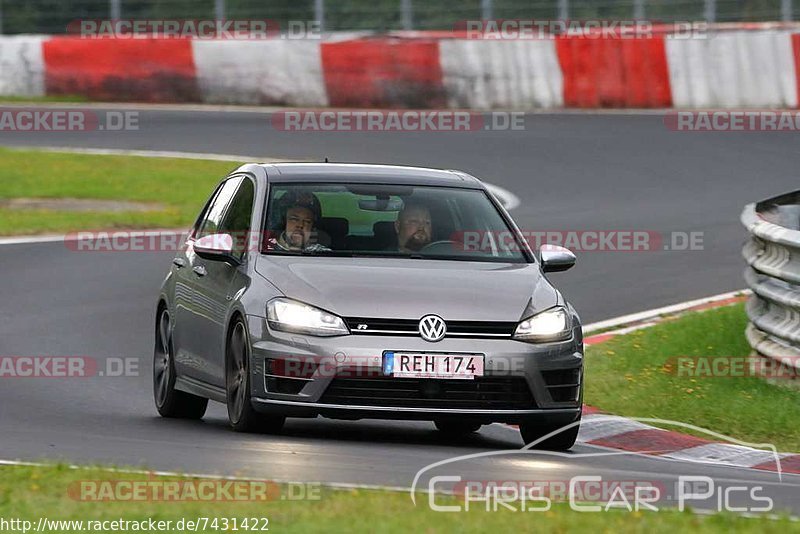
left=267, top=298, right=350, bottom=337
left=513, top=306, right=571, bottom=342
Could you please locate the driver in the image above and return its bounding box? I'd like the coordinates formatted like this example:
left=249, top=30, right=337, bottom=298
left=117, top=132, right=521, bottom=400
left=270, top=191, right=331, bottom=253
left=394, top=201, right=432, bottom=253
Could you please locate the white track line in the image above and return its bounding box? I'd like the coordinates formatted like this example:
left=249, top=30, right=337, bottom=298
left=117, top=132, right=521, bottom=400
left=0, top=234, right=68, bottom=245
left=583, top=289, right=750, bottom=333
left=0, top=228, right=186, bottom=246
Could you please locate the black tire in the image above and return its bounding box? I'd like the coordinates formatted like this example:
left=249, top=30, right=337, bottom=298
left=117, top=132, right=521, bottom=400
left=520, top=416, right=581, bottom=451
left=226, top=317, right=285, bottom=433
left=434, top=420, right=482, bottom=435
left=153, top=307, right=208, bottom=419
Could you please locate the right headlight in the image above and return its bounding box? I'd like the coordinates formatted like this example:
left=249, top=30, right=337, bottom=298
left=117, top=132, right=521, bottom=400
left=513, top=306, right=571, bottom=342
left=267, top=298, right=349, bottom=337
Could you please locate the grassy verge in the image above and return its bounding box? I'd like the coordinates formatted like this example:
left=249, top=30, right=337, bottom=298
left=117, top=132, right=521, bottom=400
left=585, top=303, right=800, bottom=451
left=0, top=464, right=790, bottom=533
left=0, top=148, right=240, bottom=235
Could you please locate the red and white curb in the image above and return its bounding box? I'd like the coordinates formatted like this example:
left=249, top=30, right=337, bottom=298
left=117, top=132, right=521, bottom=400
left=576, top=408, right=799, bottom=476
left=573, top=291, right=800, bottom=476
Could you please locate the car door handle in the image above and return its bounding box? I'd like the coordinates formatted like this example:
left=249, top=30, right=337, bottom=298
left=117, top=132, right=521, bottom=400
left=192, top=265, right=207, bottom=277
left=172, top=258, right=186, bottom=268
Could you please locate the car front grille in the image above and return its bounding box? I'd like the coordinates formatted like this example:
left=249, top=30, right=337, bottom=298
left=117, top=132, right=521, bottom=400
left=344, top=317, right=516, bottom=338
left=319, top=376, right=536, bottom=409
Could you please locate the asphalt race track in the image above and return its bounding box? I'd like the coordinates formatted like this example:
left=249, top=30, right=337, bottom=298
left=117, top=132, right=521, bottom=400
left=1, top=107, right=799, bottom=514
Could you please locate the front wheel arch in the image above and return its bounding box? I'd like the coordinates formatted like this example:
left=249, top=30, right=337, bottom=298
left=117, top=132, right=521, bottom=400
left=224, top=312, right=284, bottom=433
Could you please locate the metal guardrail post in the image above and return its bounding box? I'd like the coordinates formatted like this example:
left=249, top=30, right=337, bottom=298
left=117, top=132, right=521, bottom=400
left=783, top=0, right=793, bottom=21
left=741, top=191, right=800, bottom=378
left=315, top=0, right=325, bottom=33
left=704, top=0, right=716, bottom=23
left=633, top=0, right=645, bottom=20
left=110, top=0, right=121, bottom=20
left=481, top=0, right=493, bottom=21
left=400, top=0, right=413, bottom=30
left=558, top=0, right=569, bottom=21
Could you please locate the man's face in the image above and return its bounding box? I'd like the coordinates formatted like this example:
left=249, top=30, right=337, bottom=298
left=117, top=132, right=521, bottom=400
left=284, top=206, right=315, bottom=249
left=396, top=206, right=432, bottom=251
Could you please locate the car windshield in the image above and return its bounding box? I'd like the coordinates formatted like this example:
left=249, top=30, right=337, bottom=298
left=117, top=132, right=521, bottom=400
left=261, top=183, right=529, bottom=263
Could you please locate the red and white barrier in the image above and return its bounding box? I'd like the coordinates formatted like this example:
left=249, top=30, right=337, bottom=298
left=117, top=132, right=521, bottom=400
left=439, top=40, right=564, bottom=109
left=192, top=40, right=328, bottom=106
left=42, top=37, right=199, bottom=102
left=0, top=36, right=46, bottom=98
left=665, top=30, right=798, bottom=108
left=2, top=27, right=800, bottom=109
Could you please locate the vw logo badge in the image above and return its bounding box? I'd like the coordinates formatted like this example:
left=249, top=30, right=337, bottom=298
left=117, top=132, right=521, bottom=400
left=419, top=315, right=446, bottom=342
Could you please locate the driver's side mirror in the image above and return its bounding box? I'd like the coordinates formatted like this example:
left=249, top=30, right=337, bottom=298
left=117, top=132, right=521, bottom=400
left=194, top=233, right=241, bottom=266
left=540, top=245, right=575, bottom=273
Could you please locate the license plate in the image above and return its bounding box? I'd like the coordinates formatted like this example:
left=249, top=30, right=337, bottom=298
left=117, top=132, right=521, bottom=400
left=383, top=352, right=484, bottom=379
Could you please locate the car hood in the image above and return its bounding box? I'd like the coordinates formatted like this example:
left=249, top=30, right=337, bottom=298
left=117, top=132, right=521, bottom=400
left=254, top=256, right=559, bottom=321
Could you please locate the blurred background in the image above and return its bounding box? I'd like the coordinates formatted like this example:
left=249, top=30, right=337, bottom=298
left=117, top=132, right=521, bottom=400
left=1, top=0, right=798, bottom=35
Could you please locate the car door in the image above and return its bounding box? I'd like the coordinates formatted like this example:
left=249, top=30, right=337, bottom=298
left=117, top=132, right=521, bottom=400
left=175, top=177, right=243, bottom=384
left=172, top=181, right=226, bottom=379
left=190, top=175, right=256, bottom=387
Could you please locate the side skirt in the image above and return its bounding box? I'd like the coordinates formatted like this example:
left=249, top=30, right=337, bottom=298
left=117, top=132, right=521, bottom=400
left=176, top=375, right=227, bottom=403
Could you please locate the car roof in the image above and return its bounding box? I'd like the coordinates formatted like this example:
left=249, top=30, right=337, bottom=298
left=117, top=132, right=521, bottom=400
left=251, top=163, right=485, bottom=189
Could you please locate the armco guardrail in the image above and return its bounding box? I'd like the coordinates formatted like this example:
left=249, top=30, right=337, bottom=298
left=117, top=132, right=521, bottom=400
left=742, top=191, right=800, bottom=373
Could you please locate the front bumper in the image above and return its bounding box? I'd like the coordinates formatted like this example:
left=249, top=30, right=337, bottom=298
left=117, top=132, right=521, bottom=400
left=246, top=315, right=583, bottom=424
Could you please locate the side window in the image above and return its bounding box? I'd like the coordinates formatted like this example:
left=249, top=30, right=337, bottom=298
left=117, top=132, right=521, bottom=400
left=218, top=178, right=255, bottom=258
left=196, top=177, right=243, bottom=239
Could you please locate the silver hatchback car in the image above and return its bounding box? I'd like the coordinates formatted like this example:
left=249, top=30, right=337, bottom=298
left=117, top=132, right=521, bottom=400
left=154, top=163, right=583, bottom=449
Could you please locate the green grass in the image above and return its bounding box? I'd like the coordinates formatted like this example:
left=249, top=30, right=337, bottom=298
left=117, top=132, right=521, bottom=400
left=0, top=464, right=791, bottom=533
left=585, top=303, right=800, bottom=451
left=0, top=148, right=241, bottom=235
